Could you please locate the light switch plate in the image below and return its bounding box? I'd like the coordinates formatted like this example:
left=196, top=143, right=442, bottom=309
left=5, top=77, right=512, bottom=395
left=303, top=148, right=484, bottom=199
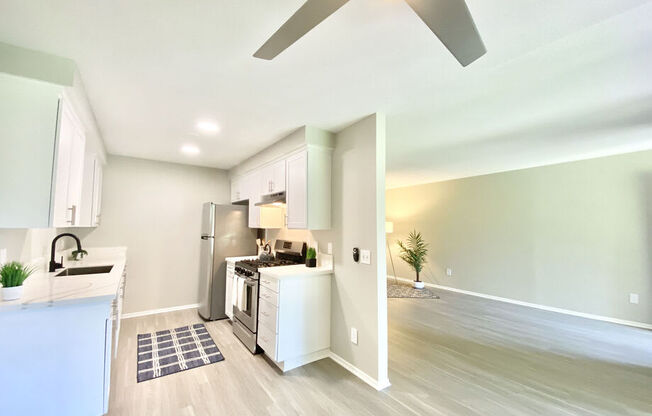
left=360, top=249, right=371, bottom=264
left=630, top=293, right=639, bottom=304
left=0, top=248, right=6, bottom=265
left=446, top=268, right=452, bottom=276
left=327, top=242, right=332, bottom=255
left=351, top=327, right=358, bottom=345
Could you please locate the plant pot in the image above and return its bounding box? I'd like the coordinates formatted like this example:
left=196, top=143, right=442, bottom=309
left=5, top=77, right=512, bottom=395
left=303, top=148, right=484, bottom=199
left=306, top=258, right=317, bottom=268
left=2, top=285, right=23, bottom=301
left=413, top=281, right=425, bottom=289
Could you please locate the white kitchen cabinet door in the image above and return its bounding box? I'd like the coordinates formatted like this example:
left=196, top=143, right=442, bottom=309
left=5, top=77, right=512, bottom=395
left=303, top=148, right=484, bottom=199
left=286, top=147, right=332, bottom=230
left=79, top=153, right=103, bottom=227
left=230, top=177, right=245, bottom=202
left=286, top=151, right=308, bottom=229
left=52, top=101, right=86, bottom=227
left=260, top=159, right=286, bottom=195
left=91, top=157, right=103, bottom=226
left=247, top=171, right=261, bottom=228
left=271, top=159, right=286, bottom=193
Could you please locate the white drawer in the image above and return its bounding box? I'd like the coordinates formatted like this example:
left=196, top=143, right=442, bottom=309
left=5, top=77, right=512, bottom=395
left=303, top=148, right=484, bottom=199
left=257, top=324, right=277, bottom=361
left=258, top=298, right=278, bottom=334
left=260, top=274, right=279, bottom=293
left=259, top=285, right=279, bottom=306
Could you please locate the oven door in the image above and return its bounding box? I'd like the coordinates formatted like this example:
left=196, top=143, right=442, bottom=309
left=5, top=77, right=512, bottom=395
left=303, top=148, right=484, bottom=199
left=234, top=275, right=259, bottom=333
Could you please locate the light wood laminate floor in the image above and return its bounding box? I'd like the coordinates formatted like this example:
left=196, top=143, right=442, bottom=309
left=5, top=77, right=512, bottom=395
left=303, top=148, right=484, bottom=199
left=109, top=290, right=652, bottom=415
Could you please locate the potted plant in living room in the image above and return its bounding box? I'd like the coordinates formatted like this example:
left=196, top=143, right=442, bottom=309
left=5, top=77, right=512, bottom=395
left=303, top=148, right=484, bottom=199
left=397, top=230, right=428, bottom=289
left=1, top=261, right=35, bottom=301
left=305, top=247, right=317, bottom=268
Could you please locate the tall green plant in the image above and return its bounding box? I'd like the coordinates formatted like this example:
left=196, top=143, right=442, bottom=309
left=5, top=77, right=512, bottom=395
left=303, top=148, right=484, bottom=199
left=0, top=261, right=35, bottom=288
left=306, top=247, right=317, bottom=260
left=397, top=230, right=429, bottom=282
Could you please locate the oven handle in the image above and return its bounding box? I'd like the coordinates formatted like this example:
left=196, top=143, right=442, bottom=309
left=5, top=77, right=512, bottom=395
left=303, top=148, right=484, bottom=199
left=244, top=278, right=257, bottom=287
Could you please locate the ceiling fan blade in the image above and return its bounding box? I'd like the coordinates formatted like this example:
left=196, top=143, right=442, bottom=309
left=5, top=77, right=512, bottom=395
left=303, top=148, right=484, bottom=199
left=254, top=0, right=350, bottom=60
left=403, top=0, right=486, bottom=66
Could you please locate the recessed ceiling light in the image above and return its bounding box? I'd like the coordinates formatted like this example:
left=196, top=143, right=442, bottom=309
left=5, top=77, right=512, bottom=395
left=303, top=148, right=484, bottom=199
left=181, top=144, right=200, bottom=155
left=196, top=120, right=220, bottom=134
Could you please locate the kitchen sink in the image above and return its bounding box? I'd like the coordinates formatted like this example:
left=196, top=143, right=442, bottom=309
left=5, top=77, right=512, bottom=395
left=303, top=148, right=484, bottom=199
left=55, top=265, right=114, bottom=276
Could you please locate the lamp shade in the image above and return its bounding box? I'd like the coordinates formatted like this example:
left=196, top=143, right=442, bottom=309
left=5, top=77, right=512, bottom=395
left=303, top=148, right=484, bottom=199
left=385, top=221, right=394, bottom=234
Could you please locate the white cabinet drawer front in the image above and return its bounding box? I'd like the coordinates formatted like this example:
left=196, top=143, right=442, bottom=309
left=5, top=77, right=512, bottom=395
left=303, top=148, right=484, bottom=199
left=259, top=284, right=279, bottom=306
left=258, top=325, right=277, bottom=361
left=260, top=275, right=279, bottom=293
left=258, top=298, right=278, bottom=334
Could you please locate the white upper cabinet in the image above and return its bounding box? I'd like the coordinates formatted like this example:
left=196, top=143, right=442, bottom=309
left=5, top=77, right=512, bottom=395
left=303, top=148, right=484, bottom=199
left=91, top=158, right=103, bottom=226
left=247, top=170, right=261, bottom=228
left=80, top=153, right=104, bottom=227
left=260, top=159, right=286, bottom=196
left=52, top=101, right=86, bottom=227
left=230, top=176, right=246, bottom=203
left=230, top=144, right=332, bottom=231
left=286, top=147, right=332, bottom=230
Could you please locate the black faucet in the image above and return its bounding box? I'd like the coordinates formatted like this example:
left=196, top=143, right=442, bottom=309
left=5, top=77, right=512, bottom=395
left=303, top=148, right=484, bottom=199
left=49, top=233, right=84, bottom=272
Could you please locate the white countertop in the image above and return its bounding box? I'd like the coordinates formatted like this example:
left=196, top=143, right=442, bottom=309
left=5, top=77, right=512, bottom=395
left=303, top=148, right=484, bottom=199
left=225, top=255, right=258, bottom=262
left=0, top=246, right=127, bottom=311
left=259, top=264, right=333, bottom=279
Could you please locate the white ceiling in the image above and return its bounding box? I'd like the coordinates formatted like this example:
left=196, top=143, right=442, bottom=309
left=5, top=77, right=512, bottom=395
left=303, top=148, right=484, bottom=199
left=0, top=0, right=651, bottom=188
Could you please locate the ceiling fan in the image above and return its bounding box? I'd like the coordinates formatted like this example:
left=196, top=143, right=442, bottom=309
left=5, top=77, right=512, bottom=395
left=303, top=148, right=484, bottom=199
left=253, top=0, right=486, bottom=67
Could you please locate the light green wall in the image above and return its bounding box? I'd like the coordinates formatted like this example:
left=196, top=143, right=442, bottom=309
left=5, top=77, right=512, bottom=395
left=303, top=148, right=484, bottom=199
left=387, top=150, right=652, bottom=325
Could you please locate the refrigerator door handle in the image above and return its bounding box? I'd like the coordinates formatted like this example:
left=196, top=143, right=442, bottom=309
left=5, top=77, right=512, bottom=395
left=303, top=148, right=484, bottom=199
left=201, top=235, right=214, bottom=240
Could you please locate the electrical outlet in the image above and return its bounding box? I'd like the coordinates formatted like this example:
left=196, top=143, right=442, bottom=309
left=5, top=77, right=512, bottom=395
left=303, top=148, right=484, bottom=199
left=351, top=327, right=358, bottom=345
left=630, top=293, right=639, bottom=304
left=327, top=242, right=332, bottom=255
left=360, top=249, right=371, bottom=264
left=446, top=268, right=452, bottom=276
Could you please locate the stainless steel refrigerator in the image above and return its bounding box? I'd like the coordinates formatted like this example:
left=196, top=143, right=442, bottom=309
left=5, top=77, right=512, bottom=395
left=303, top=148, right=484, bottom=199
left=198, top=203, right=257, bottom=320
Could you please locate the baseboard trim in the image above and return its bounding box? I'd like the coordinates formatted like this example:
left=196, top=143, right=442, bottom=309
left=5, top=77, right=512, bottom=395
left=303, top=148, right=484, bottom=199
left=329, top=351, right=391, bottom=391
left=389, top=276, right=652, bottom=330
left=121, top=303, right=200, bottom=319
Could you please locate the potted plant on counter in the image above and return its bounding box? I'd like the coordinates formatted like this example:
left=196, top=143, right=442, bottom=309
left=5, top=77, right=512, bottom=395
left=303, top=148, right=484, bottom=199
left=306, top=247, right=317, bottom=268
left=1, top=261, right=35, bottom=301
left=397, top=230, right=428, bottom=289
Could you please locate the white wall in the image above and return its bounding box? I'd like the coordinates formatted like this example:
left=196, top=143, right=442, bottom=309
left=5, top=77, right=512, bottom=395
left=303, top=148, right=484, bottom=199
left=80, top=155, right=230, bottom=314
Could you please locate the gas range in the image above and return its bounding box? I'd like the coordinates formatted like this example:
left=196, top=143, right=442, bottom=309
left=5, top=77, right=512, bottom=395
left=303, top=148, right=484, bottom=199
left=234, top=240, right=306, bottom=276
left=235, top=258, right=299, bottom=275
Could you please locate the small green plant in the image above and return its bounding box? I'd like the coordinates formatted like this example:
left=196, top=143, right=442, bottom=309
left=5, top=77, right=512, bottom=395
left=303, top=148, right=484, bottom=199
left=0, top=261, right=36, bottom=288
left=397, top=230, right=429, bottom=282
left=306, top=247, right=317, bottom=260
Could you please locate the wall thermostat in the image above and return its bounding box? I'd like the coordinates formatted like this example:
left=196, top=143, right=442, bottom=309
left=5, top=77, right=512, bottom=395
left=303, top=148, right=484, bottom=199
left=352, top=248, right=360, bottom=262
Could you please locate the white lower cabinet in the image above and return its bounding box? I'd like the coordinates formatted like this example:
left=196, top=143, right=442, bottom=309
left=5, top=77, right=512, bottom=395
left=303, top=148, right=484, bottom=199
left=257, top=272, right=331, bottom=371
left=0, top=267, right=126, bottom=416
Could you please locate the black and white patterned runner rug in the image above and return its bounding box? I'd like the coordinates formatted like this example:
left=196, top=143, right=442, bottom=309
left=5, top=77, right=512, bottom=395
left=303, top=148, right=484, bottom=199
left=137, top=323, right=224, bottom=382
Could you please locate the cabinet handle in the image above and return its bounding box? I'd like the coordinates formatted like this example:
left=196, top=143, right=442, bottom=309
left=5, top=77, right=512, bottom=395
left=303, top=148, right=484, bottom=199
left=67, top=205, right=77, bottom=225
